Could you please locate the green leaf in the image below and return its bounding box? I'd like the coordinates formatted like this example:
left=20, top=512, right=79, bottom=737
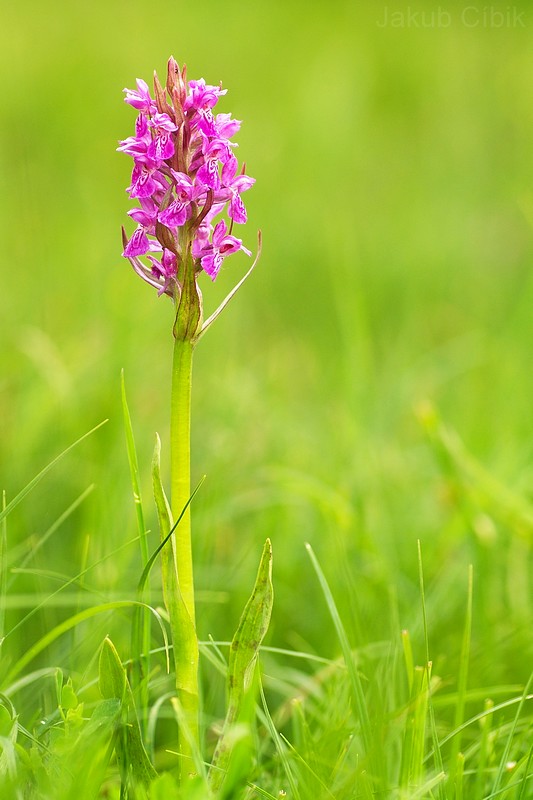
left=60, top=679, right=79, bottom=712
left=209, top=539, right=274, bottom=793
left=87, top=698, right=121, bottom=732
left=228, top=539, right=273, bottom=700
left=98, top=637, right=157, bottom=788
left=0, top=704, right=13, bottom=738
left=99, top=638, right=127, bottom=702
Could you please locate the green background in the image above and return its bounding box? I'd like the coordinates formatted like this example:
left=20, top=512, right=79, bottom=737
left=1, top=0, right=532, bottom=693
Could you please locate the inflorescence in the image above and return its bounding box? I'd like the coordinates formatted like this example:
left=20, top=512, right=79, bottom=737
left=119, top=58, right=255, bottom=297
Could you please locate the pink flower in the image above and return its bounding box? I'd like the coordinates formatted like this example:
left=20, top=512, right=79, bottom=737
left=220, top=159, right=255, bottom=224
left=123, top=79, right=157, bottom=114
left=147, top=249, right=178, bottom=295
left=193, top=220, right=251, bottom=281
left=184, top=79, right=227, bottom=111
left=117, top=114, right=152, bottom=161
left=127, top=197, right=159, bottom=231
left=127, top=163, right=166, bottom=199
left=122, top=226, right=162, bottom=258
left=214, top=113, right=241, bottom=139
left=148, top=113, right=178, bottom=163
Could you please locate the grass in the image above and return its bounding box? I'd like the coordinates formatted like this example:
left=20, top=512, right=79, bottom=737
left=0, top=0, right=532, bottom=796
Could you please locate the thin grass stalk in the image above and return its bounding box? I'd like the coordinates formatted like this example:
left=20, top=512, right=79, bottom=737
left=492, top=672, right=533, bottom=797
left=516, top=745, right=533, bottom=800
left=473, top=698, right=494, bottom=799
left=305, top=544, right=375, bottom=768
left=402, top=629, right=414, bottom=694
left=259, top=681, right=301, bottom=800
left=417, top=541, right=446, bottom=800
left=6, top=486, right=94, bottom=584
left=0, top=420, right=107, bottom=527
left=454, top=752, right=465, bottom=800
left=3, top=600, right=168, bottom=687
left=121, top=372, right=151, bottom=736
left=448, top=565, right=473, bottom=794
left=400, top=664, right=430, bottom=796
left=0, top=492, right=6, bottom=641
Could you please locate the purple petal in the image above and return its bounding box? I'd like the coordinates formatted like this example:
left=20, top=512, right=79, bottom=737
left=158, top=200, right=191, bottom=228
left=215, top=113, right=241, bottom=139
left=123, top=79, right=156, bottom=114
left=171, top=171, right=196, bottom=201
left=135, top=113, right=149, bottom=137
left=218, top=234, right=243, bottom=256
left=148, top=248, right=177, bottom=278
left=185, top=79, right=227, bottom=111
left=148, top=112, right=178, bottom=133
left=232, top=174, right=255, bottom=193
left=201, top=251, right=223, bottom=280
left=197, top=109, right=218, bottom=137
left=127, top=164, right=163, bottom=199
left=212, top=219, right=228, bottom=246
left=128, top=208, right=155, bottom=228
left=117, top=135, right=150, bottom=158
left=229, top=192, right=247, bottom=224
left=148, top=133, right=175, bottom=163
left=196, top=159, right=220, bottom=190
left=221, top=155, right=238, bottom=186
left=122, top=227, right=151, bottom=257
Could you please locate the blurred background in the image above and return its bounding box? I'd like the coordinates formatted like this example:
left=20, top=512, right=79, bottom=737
left=0, top=0, right=532, bottom=696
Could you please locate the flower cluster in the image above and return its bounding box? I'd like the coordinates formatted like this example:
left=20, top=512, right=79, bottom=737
left=119, top=58, right=255, bottom=296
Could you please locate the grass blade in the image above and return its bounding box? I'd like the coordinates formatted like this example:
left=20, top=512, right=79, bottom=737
left=491, top=671, right=533, bottom=796
left=417, top=541, right=446, bottom=800
left=6, top=485, right=95, bottom=582
left=3, top=600, right=168, bottom=688
left=259, top=680, right=301, bottom=800
left=448, top=565, right=473, bottom=788
left=0, top=493, right=7, bottom=643
left=400, top=665, right=430, bottom=791
left=121, top=371, right=151, bottom=735
left=120, top=371, right=148, bottom=564
left=0, top=420, right=108, bottom=526
left=305, top=543, right=373, bottom=758
left=473, top=698, right=494, bottom=799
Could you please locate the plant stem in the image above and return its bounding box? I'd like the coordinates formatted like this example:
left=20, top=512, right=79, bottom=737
left=170, top=335, right=199, bottom=777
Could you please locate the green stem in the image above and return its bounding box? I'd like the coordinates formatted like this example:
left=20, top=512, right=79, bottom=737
left=171, top=337, right=195, bottom=623
left=169, top=335, right=199, bottom=778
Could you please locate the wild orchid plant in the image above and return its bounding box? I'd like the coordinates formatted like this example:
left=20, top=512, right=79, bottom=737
left=112, top=57, right=272, bottom=792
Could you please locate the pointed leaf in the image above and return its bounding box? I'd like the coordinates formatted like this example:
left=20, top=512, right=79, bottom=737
left=209, top=539, right=273, bottom=791
left=99, top=637, right=127, bottom=701
left=98, top=637, right=157, bottom=787
left=228, top=538, right=273, bottom=699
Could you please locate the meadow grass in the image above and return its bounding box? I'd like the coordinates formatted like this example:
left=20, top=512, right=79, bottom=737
left=0, top=0, right=532, bottom=796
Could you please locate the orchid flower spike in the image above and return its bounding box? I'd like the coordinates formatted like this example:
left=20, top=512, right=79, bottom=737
left=119, top=58, right=259, bottom=340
